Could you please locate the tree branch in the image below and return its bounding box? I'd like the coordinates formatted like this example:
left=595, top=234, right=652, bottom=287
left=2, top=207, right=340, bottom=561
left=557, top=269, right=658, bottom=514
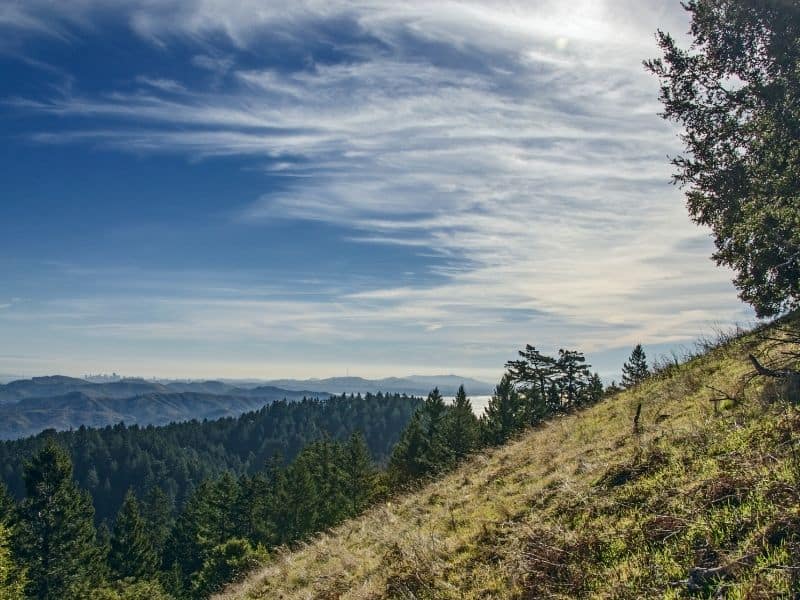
left=749, top=354, right=797, bottom=378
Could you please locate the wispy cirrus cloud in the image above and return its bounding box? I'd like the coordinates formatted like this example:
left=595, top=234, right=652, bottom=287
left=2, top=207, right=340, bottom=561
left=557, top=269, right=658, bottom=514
left=0, top=1, right=753, bottom=378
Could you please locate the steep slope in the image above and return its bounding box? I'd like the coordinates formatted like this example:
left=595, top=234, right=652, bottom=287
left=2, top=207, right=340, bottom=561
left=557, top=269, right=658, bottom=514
left=218, top=322, right=800, bottom=599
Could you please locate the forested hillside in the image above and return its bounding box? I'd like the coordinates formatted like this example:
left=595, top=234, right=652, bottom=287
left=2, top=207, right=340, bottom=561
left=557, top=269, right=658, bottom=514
left=0, top=393, right=421, bottom=523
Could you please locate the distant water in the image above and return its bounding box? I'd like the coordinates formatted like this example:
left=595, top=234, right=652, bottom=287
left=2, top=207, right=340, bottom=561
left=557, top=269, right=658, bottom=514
left=444, top=395, right=491, bottom=416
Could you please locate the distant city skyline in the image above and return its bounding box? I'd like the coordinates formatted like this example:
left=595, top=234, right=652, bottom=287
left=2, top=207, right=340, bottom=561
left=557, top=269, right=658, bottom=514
left=1, top=1, right=754, bottom=381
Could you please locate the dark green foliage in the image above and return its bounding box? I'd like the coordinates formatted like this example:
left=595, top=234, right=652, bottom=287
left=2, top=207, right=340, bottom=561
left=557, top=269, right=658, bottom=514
left=387, top=413, right=428, bottom=486
left=277, top=454, right=319, bottom=542
left=587, top=373, right=604, bottom=404
left=229, top=473, right=271, bottom=546
left=306, top=438, right=348, bottom=530
left=556, top=349, right=593, bottom=408
left=109, top=491, right=159, bottom=580
left=0, top=520, right=25, bottom=600
left=507, top=346, right=599, bottom=414
left=556, top=349, right=591, bottom=407
left=621, top=344, right=650, bottom=388
left=420, top=388, right=453, bottom=470
left=190, top=538, right=267, bottom=599
left=482, top=374, right=524, bottom=445
left=0, top=483, right=24, bottom=598
left=645, top=0, right=800, bottom=317
left=95, top=522, right=112, bottom=581
left=160, top=561, right=184, bottom=600
left=520, top=386, right=550, bottom=427
left=140, top=487, right=173, bottom=559
left=507, top=346, right=557, bottom=404
left=16, top=442, right=102, bottom=600
left=0, top=393, right=421, bottom=524
left=164, top=480, right=212, bottom=589
left=444, top=385, right=480, bottom=460
left=0, top=483, right=14, bottom=526
left=87, top=578, right=172, bottom=600
left=342, top=432, right=377, bottom=515
left=388, top=388, right=455, bottom=485
left=165, top=475, right=242, bottom=589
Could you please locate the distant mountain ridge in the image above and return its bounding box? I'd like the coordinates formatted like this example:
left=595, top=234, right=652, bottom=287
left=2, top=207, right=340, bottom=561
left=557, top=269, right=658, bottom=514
left=0, top=373, right=491, bottom=440
left=260, top=374, right=493, bottom=396
left=0, top=392, right=270, bottom=439
left=0, top=376, right=324, bottom=440
left=0, top=375, right=173, bottom=404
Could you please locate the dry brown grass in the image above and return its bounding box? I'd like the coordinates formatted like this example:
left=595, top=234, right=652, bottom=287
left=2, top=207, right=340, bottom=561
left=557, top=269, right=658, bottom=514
left=216, top=320, right=800, bottom=600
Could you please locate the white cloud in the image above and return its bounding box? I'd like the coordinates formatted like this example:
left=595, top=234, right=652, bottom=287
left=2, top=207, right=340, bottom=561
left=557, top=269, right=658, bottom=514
left=1, top=0, right=754, bottom=377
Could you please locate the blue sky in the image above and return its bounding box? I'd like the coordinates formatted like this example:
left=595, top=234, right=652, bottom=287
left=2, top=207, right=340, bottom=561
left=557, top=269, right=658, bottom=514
left=0, top=1, right=754, bottom=381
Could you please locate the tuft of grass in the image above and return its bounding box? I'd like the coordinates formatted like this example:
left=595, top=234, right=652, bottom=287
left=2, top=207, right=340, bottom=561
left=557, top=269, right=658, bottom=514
left=216, top=317, right=800, bottom=599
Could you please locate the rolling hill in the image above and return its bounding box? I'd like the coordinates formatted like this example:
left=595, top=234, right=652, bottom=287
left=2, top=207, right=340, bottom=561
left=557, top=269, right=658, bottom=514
left=0, top=378, right=322, bottom=440
left=0, top=375, right=490, bottom=441
left=0, top=392, right=297, bottom=440
left=218, top=319, right=800, bottom=599
left=0, top=375, right=174, bottom=404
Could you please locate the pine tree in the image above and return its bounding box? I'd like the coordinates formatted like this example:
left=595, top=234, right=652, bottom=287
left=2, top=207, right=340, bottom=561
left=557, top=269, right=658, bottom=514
left=387, top=412, right=428, bottom=486
left=109, top=490, right=158, bottom=580
left=211, top=473, right=242, bottom=543
left=160, top=560, right=185, bottom=600
left=546, top=381, right=561, bottom=412
left=258, top=455, right=286, bottom=546
left=165, top=480, right=216, bottom=588
left=445, top=385, right=480, bottom=459
left=420, top=387, right=453, bottom=471
left=0, top=521, right=25, bottom=600
left=342, top=432, right=376, bottom=516
left=587, top=373, right=604, bottom=404
left=482, top=374, right=524, bottom=445
left=556, top=349, right=592, bottom=408
left=0, top=483, right=14, bottom=526
left=506, top=345, right=557, bottom=402
left=305, top=439, right=347, bottom=530
left=141, top=486, right=173, bottom=560
left=167, top=473, right=244, bottom=589
left=645, top=0, right=800, bottom=317
left=279, top=456, right=318, bottom=542
left=621, top=344, right=650, bottom=388
left=190, top=538, right=267, bottom=599
left=231, top=474, right=270, bottom=545
left=17, top=441, right=101, bottom=600
left=520, top=386, right=550, bottom=426
left=95, top=522, right=112, bottom=583
left=88, top=578, right=172, bottom=600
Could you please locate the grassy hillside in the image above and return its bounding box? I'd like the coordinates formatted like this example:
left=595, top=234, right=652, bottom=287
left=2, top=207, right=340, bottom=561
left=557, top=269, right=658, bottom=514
left=218, top=319, right=800, bottom=599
